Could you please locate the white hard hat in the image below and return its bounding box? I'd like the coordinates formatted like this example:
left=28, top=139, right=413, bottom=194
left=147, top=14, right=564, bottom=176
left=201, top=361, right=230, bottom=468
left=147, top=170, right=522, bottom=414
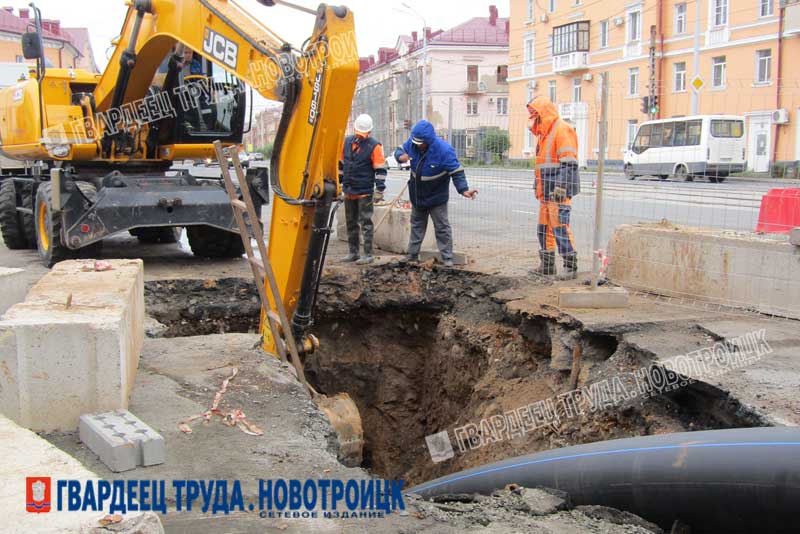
left=354, top=114, right=374, bottom=134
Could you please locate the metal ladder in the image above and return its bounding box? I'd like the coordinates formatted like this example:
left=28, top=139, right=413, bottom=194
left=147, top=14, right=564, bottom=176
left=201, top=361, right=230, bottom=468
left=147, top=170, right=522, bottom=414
left=212, top=141, right=314, bottom=395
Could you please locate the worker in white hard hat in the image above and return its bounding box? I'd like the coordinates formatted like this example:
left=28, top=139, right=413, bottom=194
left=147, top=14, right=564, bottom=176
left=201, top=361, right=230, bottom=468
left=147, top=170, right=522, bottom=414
left=339, top=113, right=388, bottom=265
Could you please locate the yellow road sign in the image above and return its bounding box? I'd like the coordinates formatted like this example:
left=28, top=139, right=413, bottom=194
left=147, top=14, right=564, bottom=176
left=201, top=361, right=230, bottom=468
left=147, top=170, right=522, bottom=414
left=691, top=75, right=704, bottom=92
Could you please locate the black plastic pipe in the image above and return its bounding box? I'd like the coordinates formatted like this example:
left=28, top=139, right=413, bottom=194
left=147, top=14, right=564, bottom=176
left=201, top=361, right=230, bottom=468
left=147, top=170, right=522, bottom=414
left=407, top=427, right=800, bottom=533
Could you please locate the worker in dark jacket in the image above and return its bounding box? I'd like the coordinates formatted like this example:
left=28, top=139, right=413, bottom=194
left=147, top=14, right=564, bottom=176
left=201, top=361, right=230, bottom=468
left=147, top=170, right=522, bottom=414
left=394, top=120, right=477, bottom=267
left=340, top=114, right=387, bottom=265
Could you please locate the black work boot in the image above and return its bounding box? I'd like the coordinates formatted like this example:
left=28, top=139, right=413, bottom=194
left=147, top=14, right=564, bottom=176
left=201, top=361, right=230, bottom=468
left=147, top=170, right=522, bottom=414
left=557, top=253, right=578, bottom=280
left=529, top=250, right=556, bottom=277
left=342, top=246, right=359, bottom=263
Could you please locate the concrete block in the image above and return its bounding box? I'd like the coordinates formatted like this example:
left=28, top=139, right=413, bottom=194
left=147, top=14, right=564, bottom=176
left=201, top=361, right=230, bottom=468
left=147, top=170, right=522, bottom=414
left=0, top=413, right=164, bottom=532
left=79, top=410, right=165, bottom=472
left=0, top=259, right=144, bottom=432
left=791, top=227, right=800, bottom=246
left=607, top=224, right=800, bottom=319
left=558, top=286, right=630, bottom=309
left=336, top=204, right=436, bottom=254
left=0, top=267, right=27, bottom=317
left=418, top=250, right=469, bottom=265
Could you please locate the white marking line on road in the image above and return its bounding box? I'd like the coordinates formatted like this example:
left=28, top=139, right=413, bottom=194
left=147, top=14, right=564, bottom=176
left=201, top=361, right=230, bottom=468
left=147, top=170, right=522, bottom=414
left=512, top=210, right=536, bottom=215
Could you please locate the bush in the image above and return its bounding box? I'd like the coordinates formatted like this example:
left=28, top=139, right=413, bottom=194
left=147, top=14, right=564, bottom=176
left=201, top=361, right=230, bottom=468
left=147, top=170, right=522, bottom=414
left=479, top=130, right=510, bottom=158
left=255, top=143, right=274, bottom=159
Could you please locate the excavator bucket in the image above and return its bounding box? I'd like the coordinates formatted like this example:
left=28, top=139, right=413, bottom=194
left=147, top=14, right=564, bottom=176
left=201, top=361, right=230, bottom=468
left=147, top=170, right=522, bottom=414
left=315, top=393, right=364, bottom=467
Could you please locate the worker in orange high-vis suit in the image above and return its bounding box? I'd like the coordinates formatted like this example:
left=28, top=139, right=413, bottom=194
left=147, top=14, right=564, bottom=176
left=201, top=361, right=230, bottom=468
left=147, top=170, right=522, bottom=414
left=527, top=96, right=581, bottom=279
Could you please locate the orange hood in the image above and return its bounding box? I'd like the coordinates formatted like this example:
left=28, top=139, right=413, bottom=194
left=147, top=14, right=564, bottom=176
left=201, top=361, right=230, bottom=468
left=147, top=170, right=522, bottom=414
left=527, top=96, right=560, bottom=138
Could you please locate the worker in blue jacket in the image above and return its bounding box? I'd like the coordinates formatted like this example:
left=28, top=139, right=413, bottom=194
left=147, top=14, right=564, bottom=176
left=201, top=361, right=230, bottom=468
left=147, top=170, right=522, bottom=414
left=395, top=120, right=477, bottom=267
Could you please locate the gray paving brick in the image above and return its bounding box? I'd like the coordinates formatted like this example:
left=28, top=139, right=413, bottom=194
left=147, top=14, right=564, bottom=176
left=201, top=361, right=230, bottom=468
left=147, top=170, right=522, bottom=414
left=79, top=410, right=165, bottom=472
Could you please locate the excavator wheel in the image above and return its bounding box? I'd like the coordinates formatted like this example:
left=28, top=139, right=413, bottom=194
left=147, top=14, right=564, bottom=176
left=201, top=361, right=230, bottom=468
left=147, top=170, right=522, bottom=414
left=0, top=179, right=28, bottom=250
left=35, top=182, right=74, bottom=267
left=130, top=227, right=183, bottom=244
left=186, top=225, right=245, bottom=259
left=20, top=185, right=37, bottom=248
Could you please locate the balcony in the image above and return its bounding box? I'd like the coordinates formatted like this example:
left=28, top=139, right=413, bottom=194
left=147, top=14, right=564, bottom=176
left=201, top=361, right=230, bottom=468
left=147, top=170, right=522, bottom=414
left=552, top=52, right=590, bottom=74
left=558, top=102, right=588, bottom=120
left=623, top=41, right=642, bottom=58
left=464, top=81, right=486, bottom=94
left=706, top=25, right=730, bottom=45
left=551, top=21, right=590, bottom=75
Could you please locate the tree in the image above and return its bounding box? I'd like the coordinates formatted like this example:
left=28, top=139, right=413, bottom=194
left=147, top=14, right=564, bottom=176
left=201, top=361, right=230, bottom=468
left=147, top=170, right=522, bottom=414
left=479, top=129, right=510, bottom=161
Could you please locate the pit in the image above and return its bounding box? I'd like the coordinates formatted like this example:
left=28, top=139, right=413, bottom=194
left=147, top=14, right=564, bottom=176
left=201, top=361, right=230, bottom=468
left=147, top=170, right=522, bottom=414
left=145, top=264, right=766, bottom=486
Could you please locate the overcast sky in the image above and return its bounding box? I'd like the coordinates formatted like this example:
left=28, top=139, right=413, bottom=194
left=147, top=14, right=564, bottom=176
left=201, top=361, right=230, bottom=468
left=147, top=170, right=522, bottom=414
left=5, top=0, right=507, bottom=113
left=6, top=0, right=508, bottom=70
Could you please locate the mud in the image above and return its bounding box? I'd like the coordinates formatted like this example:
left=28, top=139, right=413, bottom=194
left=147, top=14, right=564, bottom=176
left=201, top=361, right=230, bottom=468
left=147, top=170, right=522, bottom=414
left=146, top=263, right=761, bottom=492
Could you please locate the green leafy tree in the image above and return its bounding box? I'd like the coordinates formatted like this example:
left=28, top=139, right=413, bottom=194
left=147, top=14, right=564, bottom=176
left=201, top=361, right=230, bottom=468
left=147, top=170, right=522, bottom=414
left=479, top=130, right=510, bottom=160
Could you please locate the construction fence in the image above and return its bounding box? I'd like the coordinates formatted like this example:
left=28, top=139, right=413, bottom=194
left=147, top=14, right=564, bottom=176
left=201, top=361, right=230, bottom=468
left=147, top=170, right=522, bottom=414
left=348, top=78, right=800, bottom=319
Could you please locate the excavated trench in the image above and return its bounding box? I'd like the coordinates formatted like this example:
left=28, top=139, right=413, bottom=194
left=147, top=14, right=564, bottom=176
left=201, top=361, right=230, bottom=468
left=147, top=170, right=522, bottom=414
left=145, top=265, right=765, bottom=486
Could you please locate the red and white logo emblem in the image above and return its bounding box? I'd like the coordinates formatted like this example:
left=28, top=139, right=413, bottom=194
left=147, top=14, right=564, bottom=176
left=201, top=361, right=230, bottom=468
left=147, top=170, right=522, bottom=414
left=26, top=477, right=51, bottom=513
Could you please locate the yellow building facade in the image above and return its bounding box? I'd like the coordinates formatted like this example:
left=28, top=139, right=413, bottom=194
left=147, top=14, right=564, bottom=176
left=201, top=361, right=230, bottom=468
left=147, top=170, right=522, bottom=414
left=508, top=0, right=800, bottom=170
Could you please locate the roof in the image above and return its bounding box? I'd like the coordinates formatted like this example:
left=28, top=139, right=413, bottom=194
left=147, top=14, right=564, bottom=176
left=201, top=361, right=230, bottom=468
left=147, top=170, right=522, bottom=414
left=0, top=8, right=68, bottom=44
left=359, top=9, right=509, bottom=74
left=430, top=16, right=509, bottom=46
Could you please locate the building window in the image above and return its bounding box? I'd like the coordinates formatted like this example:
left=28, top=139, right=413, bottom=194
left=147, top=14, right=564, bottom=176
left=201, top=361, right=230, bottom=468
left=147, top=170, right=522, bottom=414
left=496, top=65, right=508, bottom=84
left=524, top=34, right=535, bottom=76
left=713, top=0, right=728, bottom=27
left=674, top=62, right=686, bottom=92
left=467, top=98, right=478, bottom=115
left=548, top=79, right=557, bottom=102
left=628, top=67, right=639, bottom=96
left=552, top=21, right=590, bottom=56
left=756, top=49, right=772, bottom=83
left=527, top=0, right=535, bottom=20
left=675, top=3, right=687, bottom=34
left=496, top=97, right=508, bottom=115
left=760, top=0, right=774, bottom=17
left=467, top=65, right=478, bottom=83
left=599, top=20, right=609, bottom=48
left=549, top=0, right=556, bottom=13
left=628, top=10, right=641, bottom=42
left=712, top=56, right=726, bottom=88
left=626, top=120, right=638, bottom=150
left=15, top=55, right=24, bottom=63
left=573, top=78, right=582, bottom=102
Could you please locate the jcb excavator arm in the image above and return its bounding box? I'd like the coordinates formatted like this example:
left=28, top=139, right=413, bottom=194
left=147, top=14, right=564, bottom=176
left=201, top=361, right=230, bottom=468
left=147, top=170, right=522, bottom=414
left=96, top=0, right=358, bottom=353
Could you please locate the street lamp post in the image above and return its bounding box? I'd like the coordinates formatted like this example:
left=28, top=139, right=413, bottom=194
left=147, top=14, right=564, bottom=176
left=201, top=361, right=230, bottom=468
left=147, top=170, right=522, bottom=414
left=402, top=3, right=427, bottom=122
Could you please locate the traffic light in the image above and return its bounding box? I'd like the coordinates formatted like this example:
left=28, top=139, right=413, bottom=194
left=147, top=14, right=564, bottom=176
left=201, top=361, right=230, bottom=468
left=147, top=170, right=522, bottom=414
left=640, top=96, right=650, bottom=115
left=650, top=95, right=660, bottom=115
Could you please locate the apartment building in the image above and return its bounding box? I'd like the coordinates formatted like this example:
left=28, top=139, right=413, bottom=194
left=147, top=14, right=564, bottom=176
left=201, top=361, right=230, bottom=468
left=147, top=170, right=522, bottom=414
left=0, top=7, right=97, bottom=71
left=243, top=106, right=282, bottom=152
left=353, top=5, right=509, bottom=159
left=508, top=0, right=800, bottom=170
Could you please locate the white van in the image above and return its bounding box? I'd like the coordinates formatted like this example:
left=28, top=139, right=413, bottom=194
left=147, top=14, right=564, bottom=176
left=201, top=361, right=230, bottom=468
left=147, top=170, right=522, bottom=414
left=624, top=115, right=746, bottom=183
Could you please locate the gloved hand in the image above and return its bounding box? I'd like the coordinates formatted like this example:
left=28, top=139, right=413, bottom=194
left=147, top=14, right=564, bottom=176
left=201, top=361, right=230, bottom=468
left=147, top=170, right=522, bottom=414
left=373, top=190, right=385, bottom=203
left=552, top=186, right=567, bottom=202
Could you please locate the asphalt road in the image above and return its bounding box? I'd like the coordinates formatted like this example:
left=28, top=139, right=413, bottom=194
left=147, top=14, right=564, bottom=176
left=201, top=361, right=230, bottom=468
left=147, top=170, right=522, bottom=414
left=381, top=168, right=788, bottom=258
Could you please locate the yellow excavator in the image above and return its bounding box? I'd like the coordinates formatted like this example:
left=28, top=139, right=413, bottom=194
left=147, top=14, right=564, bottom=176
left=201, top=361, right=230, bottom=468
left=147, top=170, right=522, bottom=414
left=0, top=0, right=358, bottom=360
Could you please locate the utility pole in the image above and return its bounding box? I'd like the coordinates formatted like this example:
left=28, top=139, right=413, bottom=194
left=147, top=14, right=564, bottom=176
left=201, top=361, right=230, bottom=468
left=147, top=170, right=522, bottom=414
left=592, top=72, right=609, bottom=290
left=692, top=0, right=701, bottom=115
left=447, top=96, right=453, bottom=145
left=422, top=26, right=428, bottom=121
left=649, top=24, right=657, bottom=119
left=402, top=3, right=427, bottom=121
